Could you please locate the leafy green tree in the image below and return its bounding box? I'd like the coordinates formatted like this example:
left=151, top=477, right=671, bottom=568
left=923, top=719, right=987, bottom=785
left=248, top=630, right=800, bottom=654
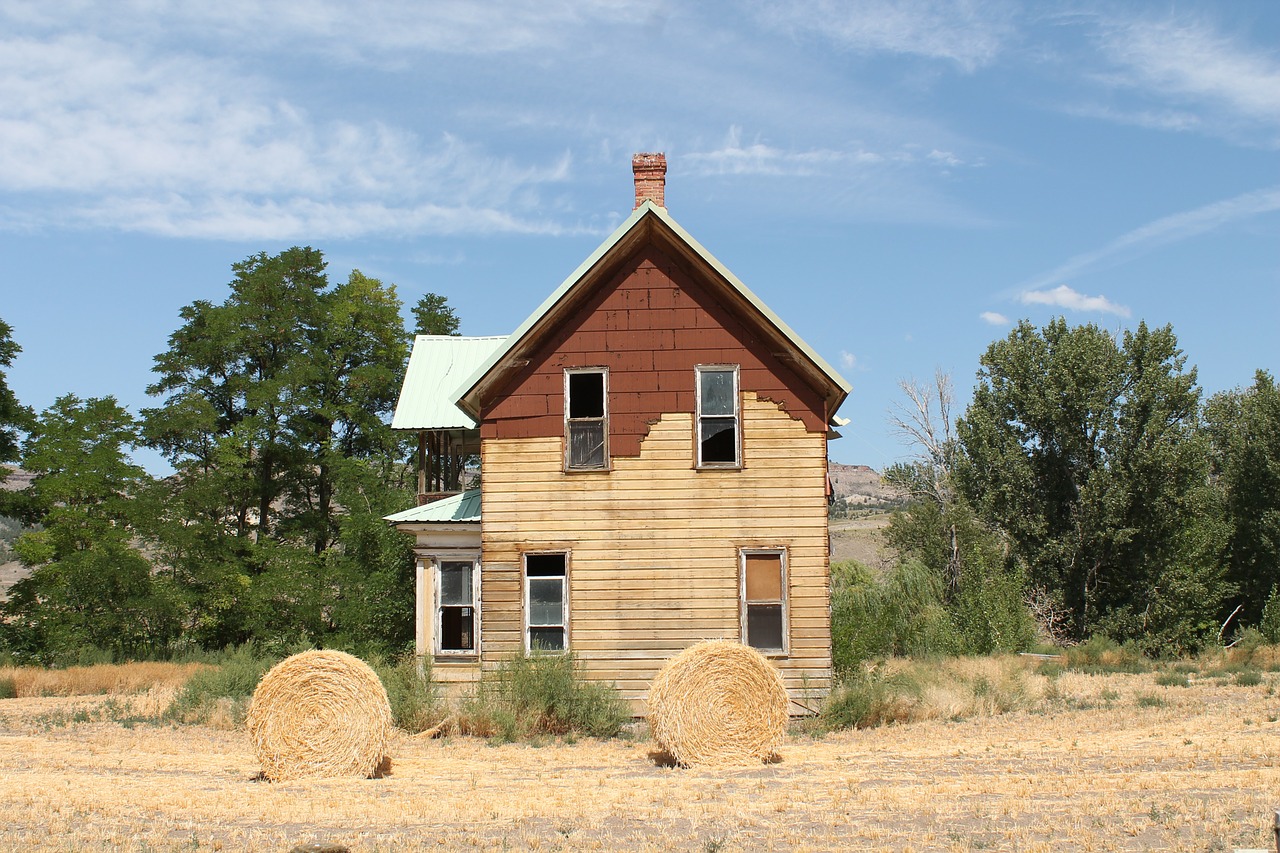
left=1204, top=370, right=1280, bottom=626
left=142, top=247, right=411, bottom=649
left=0, top=316, right=34, bottom=480
left=956, top=319, right=1226, bottom=651
left=2, top=396, right=178, bottom=662
left=411, top=293, right=460, bottom=336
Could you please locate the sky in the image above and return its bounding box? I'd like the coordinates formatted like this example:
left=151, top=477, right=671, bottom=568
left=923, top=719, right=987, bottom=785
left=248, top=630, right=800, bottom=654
left=1, top=0, right=1277, bottom=473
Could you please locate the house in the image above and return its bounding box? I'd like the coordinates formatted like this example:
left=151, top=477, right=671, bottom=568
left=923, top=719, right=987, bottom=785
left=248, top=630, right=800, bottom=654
left=386, top=154, right=850, bottom=713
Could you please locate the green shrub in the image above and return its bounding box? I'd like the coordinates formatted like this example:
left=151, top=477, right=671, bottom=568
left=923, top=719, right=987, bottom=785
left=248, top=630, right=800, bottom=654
left=1235, top=669, right=1263, bottom=687
left=1063, top=636, right=1150, bottom=674
left=0, top=676, right=15, bottom=699
left=1154, top=671, right=1190, bottom=688
left=373, top=655, right=445, bottom=733
left=459, top=652, right=629, bottom=741
left=166, top=644, right=279, bottom=726
left=831, top=560, right=958, bottom=672
left=820, top=668, right=920, bottom=731
left=1260, top=587, right=1280, bottom=644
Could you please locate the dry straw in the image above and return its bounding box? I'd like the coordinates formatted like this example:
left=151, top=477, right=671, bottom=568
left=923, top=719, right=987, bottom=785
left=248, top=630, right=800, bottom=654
left=246, top=650, right=393, bottom=782
left=647, top=639, right=789, bottom=767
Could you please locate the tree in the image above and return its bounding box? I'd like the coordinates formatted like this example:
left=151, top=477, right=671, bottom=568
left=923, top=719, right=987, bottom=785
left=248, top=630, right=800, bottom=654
left=141, top=247, right=411, bottom=650
left=0, top=316, right=33, bottom=469
left=2, top=396, right=177, bottom=662
left=411, top=293, right=460, bottom=336
left=956, top=319, right=1226, bottom=651
left=882, top=371, right=1032, bottom=653
left=1204, top=370, right=1280, bottom=627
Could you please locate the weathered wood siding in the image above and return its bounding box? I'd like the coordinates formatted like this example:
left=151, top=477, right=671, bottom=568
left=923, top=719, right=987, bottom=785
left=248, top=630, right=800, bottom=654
left=479, top=396, right=832, bottom=713
left=481, top=241, right=829, bottom=453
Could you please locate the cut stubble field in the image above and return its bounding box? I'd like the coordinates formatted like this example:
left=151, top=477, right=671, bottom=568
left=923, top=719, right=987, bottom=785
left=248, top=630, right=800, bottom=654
left=0, top=667, right=1277, bottom=852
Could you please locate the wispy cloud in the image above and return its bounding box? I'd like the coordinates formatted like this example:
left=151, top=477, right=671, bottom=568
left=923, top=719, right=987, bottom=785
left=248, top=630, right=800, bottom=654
left=1017, top=185, right=1280, bottom=295
left=980, top=311, right=1009, bottom=325
left=1020, top=285, right=1129, bottom=317
left=1088, top=15, right=1280, bottom=142
left=753, top=0, right=1017, bottom=72
left=841, top=351, right=860, bottom=371
left=0, top=32, right=588, bottom=239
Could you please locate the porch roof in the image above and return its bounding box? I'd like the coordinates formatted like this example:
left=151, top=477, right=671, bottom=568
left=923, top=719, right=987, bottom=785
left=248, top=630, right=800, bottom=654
left=383, top=489, right=481, bottom=524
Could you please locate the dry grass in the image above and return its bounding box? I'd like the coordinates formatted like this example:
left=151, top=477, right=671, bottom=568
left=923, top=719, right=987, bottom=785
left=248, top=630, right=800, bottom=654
left=0, top=663, right=1277, bottom=851
left=0, top=661, right=207, bottom=697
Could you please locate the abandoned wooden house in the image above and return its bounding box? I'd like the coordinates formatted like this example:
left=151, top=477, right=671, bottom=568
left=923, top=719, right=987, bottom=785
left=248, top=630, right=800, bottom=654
left=386, top=153, right=850, bottom=713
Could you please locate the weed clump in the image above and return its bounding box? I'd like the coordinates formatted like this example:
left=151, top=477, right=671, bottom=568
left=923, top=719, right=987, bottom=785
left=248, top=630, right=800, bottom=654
left=457, top=652, right=629, bottom=742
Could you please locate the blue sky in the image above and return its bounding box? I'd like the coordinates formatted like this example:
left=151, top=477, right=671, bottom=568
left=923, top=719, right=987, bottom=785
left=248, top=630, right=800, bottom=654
left=1, top=0, right=1276, bottom=472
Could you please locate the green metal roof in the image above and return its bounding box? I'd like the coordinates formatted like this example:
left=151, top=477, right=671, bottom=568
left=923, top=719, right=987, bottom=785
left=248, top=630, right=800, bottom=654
left=455, top=200, right=851, bottom=420
left=383, top=489, right=481, bottom=524
left=390, top=335, right=508, bottom=431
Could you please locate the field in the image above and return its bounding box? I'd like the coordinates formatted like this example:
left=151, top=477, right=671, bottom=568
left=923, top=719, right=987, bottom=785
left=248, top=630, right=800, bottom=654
left=0, top=661, right=1277, bottom=851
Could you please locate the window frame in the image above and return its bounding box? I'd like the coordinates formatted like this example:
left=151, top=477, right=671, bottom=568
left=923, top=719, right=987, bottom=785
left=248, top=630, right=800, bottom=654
left=433, top=556, right=481, bottom=658
left=695, top=364, right=741, bottom=469
left=739, top=548, right=788, bottom=656
left=564, top=368, right=610, bottom=472
left=523, top=551, right=570, bottom=653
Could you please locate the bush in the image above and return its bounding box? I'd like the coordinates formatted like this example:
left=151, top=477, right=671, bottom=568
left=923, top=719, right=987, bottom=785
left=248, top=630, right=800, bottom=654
left=820, top=667, right=920, bottom=730
left=166, top=644, right=279, bottom=727
left=458, top=652, right=629, bottom=741
left=1260, top=587, right=1280, bottom=644
left=831, top=560, right=957, bottom=672
left=1063, top=636, right=1150, bottom=674
left=372, top=654, right=445, bottom=733
left=1154, top=670, right=1190, bottom=688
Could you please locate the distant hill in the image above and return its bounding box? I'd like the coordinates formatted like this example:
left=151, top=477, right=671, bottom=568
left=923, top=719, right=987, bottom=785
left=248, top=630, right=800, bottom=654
left=828, top=462, right=903, bottom=510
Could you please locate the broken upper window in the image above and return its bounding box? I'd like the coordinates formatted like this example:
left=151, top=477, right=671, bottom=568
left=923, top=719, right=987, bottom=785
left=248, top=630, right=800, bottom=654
left=696, top=365, right=740, bottom=467
left=565, top=369, right=608, bottom=470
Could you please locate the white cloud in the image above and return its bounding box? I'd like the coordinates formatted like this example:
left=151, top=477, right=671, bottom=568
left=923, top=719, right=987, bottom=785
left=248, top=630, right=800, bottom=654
left=684, top=126, right=849, bottom=177
left=1017, top=185, right=1280, bottom=295
left=1020, top=285, right=1129, bottom=318
left=841, top=351, right=859, bottom=370
left=754, top=0, right=1017, bottom=72
left=1097, top=17, right=1280, bottom=130
left=0, top=32, right=588, bottom=239
left=980, top=311, right=1009, bottom=325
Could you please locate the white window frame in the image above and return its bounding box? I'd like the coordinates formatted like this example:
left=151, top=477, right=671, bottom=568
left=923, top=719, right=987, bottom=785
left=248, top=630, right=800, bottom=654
left=523, top=551, right=569, bottom=653
left=434, top=556, right=481, bottom=658
left=739, top=548, right=788, bottom=656
left=564, top=368, right=609, bottom=471
left=695, top=364, right=741, bottom=469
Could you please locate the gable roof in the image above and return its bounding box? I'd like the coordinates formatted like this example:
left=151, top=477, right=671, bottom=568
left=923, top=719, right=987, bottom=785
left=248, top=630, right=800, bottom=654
left=383, top=488, right=481, bottom=524
left=454, top=200, right=850, bottom=422
left=391, top=335, right=507, bottom=431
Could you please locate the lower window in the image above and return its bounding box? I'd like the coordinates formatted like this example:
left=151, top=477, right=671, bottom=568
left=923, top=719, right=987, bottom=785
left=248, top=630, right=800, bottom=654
left=525, top=552, right=567, bottom=651
left=437, top=559, right=477, bottom=654
left=741, top=550, right=786, bottom=653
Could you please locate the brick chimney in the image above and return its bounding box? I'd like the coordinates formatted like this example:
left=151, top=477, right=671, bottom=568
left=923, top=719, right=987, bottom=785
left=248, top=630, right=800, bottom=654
left=632, top=152, right=666, bottom=209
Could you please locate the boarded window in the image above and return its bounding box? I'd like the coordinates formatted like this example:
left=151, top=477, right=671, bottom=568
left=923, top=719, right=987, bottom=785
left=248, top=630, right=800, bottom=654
left=566, top=370, right=608, bottom=469
left=525, top=553, right=567, bottom=651
left=742, top=551, right=786, bottom=653
left=697, top=366, right=740, bottom=466
left=437, top=560, right=476, bottom=654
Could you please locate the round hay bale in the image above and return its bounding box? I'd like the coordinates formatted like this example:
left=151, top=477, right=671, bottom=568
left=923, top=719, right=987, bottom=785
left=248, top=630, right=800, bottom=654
left=646, top=639, right=789, bottom=767
left=246, top=650, right=393, bottom=782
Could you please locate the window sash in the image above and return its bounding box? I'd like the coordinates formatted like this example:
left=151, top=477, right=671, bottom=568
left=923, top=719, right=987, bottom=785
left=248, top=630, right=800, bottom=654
left=565, top=369, right=608, bottom=470
left=524, top=553, right=569, bottom=652
left=696, top=366, right=740, bottom=467
left=435, top=558, right=479, bottom=655
left=740, top=550, right=787, bottom=654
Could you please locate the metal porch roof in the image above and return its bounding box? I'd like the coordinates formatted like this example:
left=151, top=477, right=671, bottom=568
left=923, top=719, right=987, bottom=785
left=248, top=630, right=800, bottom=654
left=390, top=335, right=508, bottom=431
left=383, top=489, right=481, bottom=524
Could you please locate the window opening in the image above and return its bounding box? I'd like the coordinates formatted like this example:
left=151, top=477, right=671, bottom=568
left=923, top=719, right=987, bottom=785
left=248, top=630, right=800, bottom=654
left=742, top=551, right=786, bottom=653
left=437, top=560, right=476, bottom=654
left=525, top=553, right=567, bottom=651
left=697, top=366, right=740, bottom=466
left=566, top=370, right=608, bottom=469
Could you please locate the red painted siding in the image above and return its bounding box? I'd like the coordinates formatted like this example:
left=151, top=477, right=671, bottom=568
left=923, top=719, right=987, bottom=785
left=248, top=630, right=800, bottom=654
left=481, top=241, right=828, bottom=455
